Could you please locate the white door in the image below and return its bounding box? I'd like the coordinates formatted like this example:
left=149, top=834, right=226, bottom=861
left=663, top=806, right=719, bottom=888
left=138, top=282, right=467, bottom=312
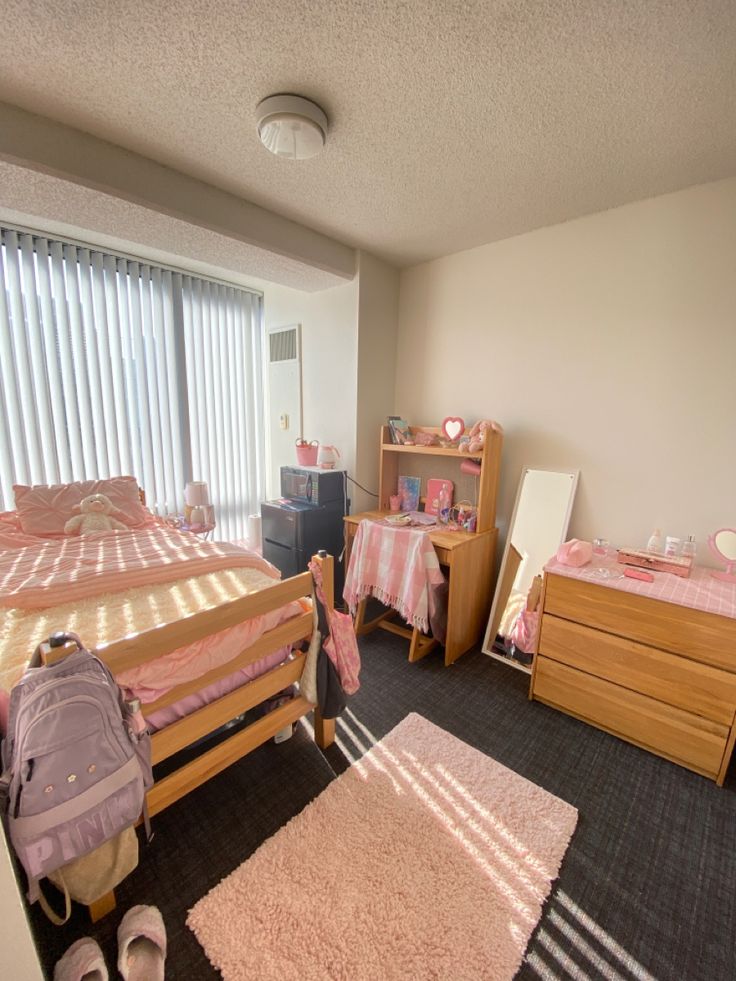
left=266, top=325, right=302, bottom=499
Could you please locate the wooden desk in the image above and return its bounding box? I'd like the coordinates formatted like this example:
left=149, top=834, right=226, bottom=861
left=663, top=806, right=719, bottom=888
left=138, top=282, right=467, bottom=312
left=344, top=510, right=496, bottom=666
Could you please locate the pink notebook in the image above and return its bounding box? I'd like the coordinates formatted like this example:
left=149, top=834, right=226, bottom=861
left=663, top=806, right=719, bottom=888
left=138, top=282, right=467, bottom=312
left=425, top=479, right=453, bottom=515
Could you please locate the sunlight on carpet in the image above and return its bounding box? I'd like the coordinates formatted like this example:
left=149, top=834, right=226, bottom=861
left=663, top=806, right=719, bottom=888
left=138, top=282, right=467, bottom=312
left=526, top=889, right=658, bottom=981
left=188, top=713, right=578, bottom=980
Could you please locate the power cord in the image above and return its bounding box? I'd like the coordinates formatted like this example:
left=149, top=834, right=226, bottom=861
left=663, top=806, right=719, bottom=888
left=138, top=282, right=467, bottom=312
left=345, top=473, right=378, bottom=498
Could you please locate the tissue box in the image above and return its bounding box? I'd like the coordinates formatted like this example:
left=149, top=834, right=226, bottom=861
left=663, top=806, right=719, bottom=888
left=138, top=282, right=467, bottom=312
left=616, top=548, right=692, bottom=578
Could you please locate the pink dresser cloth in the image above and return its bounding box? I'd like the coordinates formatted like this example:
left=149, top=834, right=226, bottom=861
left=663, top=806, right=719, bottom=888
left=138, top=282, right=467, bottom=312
left=544, top=557, right=736, bottom=620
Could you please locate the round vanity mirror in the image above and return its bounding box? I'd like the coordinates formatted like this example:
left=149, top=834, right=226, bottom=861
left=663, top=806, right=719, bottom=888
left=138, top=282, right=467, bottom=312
left=708, top=528, right=736, bottom=582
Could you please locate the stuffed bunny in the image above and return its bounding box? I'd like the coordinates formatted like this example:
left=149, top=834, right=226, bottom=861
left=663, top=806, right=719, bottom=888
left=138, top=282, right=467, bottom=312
left=461, top=419, right=504, bottom=454
left=64, top=493, right=130, bottom=536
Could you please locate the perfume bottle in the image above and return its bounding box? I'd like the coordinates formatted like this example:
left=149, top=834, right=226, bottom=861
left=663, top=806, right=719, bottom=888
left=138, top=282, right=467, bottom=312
left=681, top=535, right=697, bottom=563
left=647, top=528, right=663, bottom=553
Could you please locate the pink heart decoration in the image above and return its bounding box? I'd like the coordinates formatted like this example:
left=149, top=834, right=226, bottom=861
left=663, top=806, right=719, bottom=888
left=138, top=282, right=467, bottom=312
left=442, top=416, right=465, bottom=442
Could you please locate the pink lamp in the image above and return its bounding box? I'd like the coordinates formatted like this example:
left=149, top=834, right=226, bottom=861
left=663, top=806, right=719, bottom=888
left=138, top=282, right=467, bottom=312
left=185, top=481, right=210, bottom=507
left=184, top=482, right=213, bottom=531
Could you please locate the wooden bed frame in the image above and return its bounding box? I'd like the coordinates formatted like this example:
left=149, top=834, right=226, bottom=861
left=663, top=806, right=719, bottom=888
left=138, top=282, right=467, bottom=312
left=42, top=552, right=336, bottom=920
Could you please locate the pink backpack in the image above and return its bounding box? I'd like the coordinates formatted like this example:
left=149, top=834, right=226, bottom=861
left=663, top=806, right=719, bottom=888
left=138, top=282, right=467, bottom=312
left=0, top=632, right=152, bottom=913
left=309, top=559, right=361, bottom=695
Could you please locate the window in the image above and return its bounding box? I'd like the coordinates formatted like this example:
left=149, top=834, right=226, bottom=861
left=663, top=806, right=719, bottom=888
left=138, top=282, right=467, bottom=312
left=0, top=227, right=265, bottom=540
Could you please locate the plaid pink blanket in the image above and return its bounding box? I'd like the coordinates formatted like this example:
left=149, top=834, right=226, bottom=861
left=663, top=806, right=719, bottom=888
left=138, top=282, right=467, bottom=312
left=344, top=520, right=445, bottom=633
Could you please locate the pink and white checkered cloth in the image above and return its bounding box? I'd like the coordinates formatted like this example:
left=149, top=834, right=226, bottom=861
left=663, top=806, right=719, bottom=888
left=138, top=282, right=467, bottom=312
left=544, top=557, right=736, bottom=619
left=344, top=520, right=446, bottom=633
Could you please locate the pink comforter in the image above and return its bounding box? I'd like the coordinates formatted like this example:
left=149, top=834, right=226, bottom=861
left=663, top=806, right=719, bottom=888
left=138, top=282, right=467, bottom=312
left=0, top=526, right=279, bottom=609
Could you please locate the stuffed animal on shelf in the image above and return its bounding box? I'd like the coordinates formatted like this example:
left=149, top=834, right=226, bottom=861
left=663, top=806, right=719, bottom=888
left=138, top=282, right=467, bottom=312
left=64, top=493, right=130, bottom=536
left=414, top=430, right=439, bottom=447
left=460, top=419, right=504, bottom=454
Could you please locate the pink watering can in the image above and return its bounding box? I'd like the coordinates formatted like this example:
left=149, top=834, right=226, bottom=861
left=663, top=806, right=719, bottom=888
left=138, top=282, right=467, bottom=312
left=317, top=445, right=340, bottom=469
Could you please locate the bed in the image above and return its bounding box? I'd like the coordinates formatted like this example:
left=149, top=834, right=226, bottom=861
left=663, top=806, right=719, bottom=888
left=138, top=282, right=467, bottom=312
left=0, top=479, right=336, bottom=919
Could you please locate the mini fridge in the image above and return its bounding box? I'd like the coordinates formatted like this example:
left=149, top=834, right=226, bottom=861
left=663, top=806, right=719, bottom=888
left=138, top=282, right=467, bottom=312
left=261, top=468, right=347, bottom=598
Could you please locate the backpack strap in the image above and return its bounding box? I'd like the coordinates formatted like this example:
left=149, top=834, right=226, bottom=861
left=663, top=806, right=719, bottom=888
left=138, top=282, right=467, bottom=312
left=141, top=798, right=153, bottom=844
left=311, top=581, right=330, bottom=638
left=0, top=770, right=10, bottom=814
left=308, top=558, right=329, bottom=610
left=29, top=631, right=84, bottom=668
left=35, top=875, right=72, bottom=926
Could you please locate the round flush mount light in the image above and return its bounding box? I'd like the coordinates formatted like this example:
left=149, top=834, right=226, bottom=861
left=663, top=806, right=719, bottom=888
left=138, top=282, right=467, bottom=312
left=256, top=94, right=328, bottom=160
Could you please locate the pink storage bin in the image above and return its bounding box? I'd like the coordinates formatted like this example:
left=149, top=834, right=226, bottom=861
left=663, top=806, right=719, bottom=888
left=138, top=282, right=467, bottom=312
left=296, top=440, right=319, bottom=466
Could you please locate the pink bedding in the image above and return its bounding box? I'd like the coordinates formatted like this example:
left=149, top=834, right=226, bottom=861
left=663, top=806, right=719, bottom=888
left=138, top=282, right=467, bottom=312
left=115, top=592, right=304, bottom=710
left=0, top=524, right=279, bottom=609
left=141, top=647, right=292, bottom=732
left=0, top=519, right=307, bottom=735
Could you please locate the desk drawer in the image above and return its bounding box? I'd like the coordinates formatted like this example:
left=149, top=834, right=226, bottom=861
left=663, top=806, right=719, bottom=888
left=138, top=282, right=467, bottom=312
left=543, top=574, right=736, bottom=672
left=539, top=615, right=736, bottom=725
left=433, top=545, right=451, bottom=566
left=533, top=656, right=728, bottom=779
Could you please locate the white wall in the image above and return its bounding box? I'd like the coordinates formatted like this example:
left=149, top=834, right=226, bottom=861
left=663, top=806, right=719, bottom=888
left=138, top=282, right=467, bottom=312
left=397, top=178, right=736, bottom=564
left=260, top=251, right=399, bottom=515
left=0, top=830, right=43, bottom=980
left=261, top=279, right=359, bottom=500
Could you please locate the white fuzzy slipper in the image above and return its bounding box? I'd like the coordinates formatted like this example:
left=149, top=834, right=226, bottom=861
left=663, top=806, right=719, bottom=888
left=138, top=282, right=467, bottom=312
left=54, top=937, right=108, bottom=981
left=117, top=905, right=167, bottom=981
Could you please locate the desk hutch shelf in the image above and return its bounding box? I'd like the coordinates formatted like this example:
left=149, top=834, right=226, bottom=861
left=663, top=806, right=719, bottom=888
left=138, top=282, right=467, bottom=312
left=377, top=425, right=502, bottom=533
left=345, top=424, right=503, bottom=666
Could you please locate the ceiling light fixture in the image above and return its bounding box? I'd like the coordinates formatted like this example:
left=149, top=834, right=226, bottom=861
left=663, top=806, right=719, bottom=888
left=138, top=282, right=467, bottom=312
left=256, top=94, right=328, bottom=160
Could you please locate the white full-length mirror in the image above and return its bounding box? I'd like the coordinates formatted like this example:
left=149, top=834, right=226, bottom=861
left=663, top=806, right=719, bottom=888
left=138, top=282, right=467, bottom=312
left=483, top=468, right=579, bottom=673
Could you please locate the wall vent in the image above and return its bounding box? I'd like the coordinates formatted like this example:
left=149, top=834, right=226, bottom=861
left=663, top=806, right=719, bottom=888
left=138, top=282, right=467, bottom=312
left=269, top=326, right=298, bottom=363
left=266, top=324, right=302, bottom=498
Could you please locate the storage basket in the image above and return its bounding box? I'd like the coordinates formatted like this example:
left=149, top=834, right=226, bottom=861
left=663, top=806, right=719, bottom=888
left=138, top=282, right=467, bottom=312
left=296, top=440, right=319, bottom=466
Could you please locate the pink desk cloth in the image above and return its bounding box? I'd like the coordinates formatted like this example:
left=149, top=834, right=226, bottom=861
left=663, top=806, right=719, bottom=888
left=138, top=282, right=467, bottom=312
left=344, top=520, right=446, bottom=636
left=544, top=557, right=736, bottom=621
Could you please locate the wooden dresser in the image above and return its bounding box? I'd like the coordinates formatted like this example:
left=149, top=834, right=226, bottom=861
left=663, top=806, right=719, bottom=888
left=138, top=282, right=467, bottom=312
left=530, top=567, right=736, bottom=784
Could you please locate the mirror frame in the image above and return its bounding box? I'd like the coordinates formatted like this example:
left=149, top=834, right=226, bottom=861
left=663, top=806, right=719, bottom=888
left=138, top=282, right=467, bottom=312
left=482, top=467, right=579, bottom=672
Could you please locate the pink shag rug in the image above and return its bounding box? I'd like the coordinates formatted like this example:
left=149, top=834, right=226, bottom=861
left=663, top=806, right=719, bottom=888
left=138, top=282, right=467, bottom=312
left=188, top=713, right=577, bottom=980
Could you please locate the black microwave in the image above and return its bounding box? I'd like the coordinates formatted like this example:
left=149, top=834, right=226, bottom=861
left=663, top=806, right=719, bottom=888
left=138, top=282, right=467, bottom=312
left=280, top=466, right=345, bottom=507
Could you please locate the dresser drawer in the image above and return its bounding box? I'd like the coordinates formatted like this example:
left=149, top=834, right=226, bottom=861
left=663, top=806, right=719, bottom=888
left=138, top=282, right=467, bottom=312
left=533, top=656, right=729, bottom=779
left=539, top=614, right=736, bottom=725
left=543, top=573, right=736, bottom=672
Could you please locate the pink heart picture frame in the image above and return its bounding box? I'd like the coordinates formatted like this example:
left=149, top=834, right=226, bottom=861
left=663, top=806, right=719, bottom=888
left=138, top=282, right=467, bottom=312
left=442, top=416, right=465, bottom=442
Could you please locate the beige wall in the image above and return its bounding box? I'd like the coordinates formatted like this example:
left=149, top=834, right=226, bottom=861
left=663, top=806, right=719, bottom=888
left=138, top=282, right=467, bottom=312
left=354, top=252, right=400, bottom=513
left=261, top=278, right=359, bottom=499
left=397, top=177, right=736, bottom=564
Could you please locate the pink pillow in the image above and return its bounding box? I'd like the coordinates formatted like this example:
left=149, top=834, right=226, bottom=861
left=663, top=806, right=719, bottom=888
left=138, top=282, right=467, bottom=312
left=13, top=477, right=149, bottom=536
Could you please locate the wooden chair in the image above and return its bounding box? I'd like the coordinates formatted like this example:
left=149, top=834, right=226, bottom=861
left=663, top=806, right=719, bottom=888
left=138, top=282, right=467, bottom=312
left=353, top=597, right=438, bottom=662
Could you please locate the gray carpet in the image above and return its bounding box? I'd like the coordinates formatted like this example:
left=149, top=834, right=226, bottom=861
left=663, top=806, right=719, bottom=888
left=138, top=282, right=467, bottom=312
left=30, top=630, right=736, bottom=980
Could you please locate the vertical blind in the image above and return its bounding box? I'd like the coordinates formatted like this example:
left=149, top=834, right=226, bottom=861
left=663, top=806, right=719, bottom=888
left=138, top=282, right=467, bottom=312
left=0, top=228, right=264, bottom=540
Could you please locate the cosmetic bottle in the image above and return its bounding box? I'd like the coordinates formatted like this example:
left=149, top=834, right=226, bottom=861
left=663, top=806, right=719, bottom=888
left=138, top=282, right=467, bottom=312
left=647, top=528, right=663, bottom=554
left=681, top=535, right=697, bottom=563
left=665, top=536, right=682, bottom=557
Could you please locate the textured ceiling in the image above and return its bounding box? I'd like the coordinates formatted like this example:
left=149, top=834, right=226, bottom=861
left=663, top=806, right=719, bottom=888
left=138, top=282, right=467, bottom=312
left=1, top=1, right=736, bottom=268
